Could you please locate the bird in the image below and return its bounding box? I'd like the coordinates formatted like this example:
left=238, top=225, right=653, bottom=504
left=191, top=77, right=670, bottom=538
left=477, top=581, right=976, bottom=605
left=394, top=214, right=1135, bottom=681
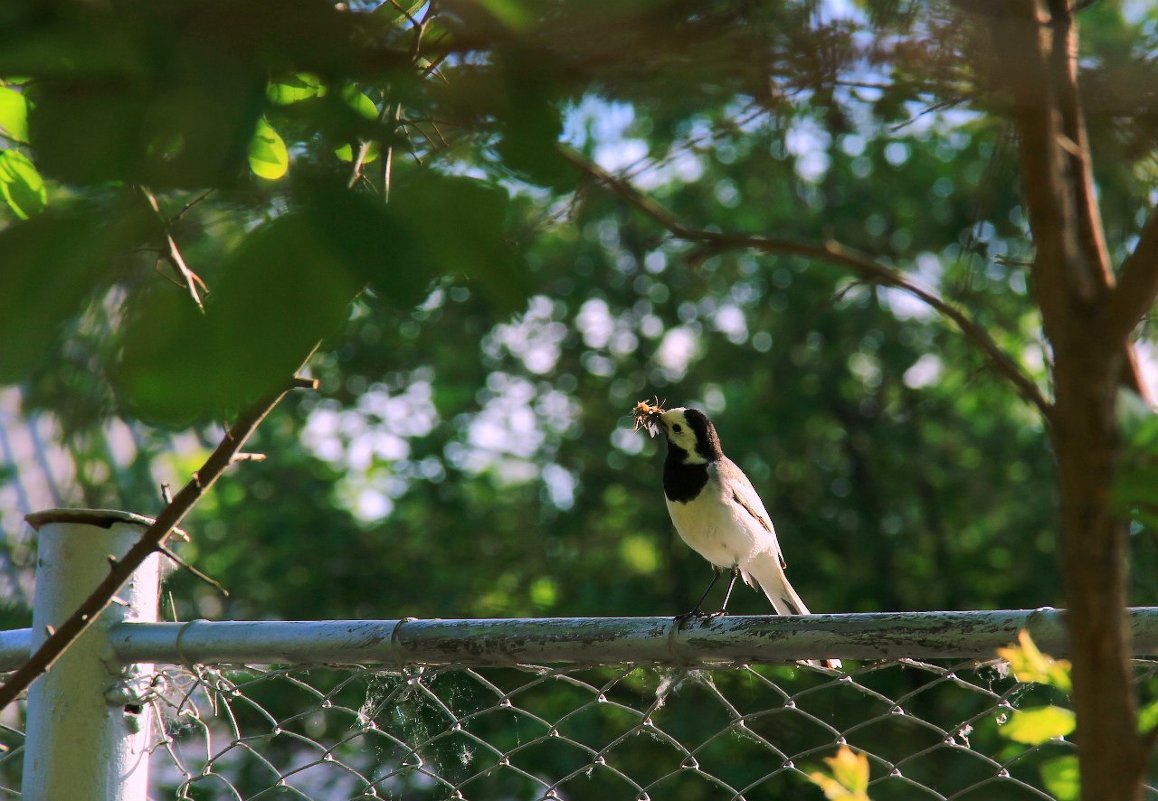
left=634, top=400, right=840, bottom=669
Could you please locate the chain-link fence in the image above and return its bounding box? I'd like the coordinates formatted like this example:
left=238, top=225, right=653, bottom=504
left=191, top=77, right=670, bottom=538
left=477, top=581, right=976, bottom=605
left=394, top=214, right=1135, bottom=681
left=2, top=628, right=1157, bottom=800
left=141, top=656, right=1154, bottom=801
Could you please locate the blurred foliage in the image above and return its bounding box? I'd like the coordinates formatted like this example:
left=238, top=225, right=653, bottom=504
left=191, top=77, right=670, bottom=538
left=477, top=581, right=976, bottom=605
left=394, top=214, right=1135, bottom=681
left=0, top=0, right=1152, bottom=617
left=2, top=0, right=1158, bottom=794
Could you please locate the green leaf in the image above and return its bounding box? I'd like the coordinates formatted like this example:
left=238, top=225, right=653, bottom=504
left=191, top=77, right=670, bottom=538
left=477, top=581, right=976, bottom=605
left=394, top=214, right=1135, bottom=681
left=334, top=141, right=379, bottom=164
left=1040, top=756, right=1080, bottom=801
left=477, top=0, right=535, bottom=30
left=1139, top=698, right=1158, bottom=734
left=0, top=149, right=46, bottom=218
left=807, top=747, right=870, bottom=801
left=0, top=86, right=29, bottom=143
left=248, top=118, right=289, bottom=180
left=268, top=73, right=325, bottom=105
left=0, top=211, right=131, bottom=382
left=996, top=630, right=1072, bottom=692
left=1000, top=706, right=1076, bottom=745
left=391, top=173, right=529, bottom=313
left=114, top=212, right=363, bottom=424
left=111, top=283, right=212, bottom=426
left=298, top=182, right=428, bottom=309
left=1114, top=391, right=1158, bottom=526
left=342, top=85, right=379, bottom=119
left=1116, top=389, right=1155, bottom=443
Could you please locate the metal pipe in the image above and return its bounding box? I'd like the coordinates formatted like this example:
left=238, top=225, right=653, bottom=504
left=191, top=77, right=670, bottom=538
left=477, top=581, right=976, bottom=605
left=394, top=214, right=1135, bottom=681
left=2, top=609, right=1154, bottom=672
left=0, top=628, right=30, bottom=668
left=95, top=607, right=1158, bottom=667
left=21, top=509, right=161, bottom=801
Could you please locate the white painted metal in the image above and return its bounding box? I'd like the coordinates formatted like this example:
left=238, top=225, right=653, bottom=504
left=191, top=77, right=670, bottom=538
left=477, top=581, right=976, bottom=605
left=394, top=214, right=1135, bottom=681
left=1, top=609, right=1155, bottom=673
left=21, top=509, right=161, bottom=801
left=101, top=607, right=1158, bottom=666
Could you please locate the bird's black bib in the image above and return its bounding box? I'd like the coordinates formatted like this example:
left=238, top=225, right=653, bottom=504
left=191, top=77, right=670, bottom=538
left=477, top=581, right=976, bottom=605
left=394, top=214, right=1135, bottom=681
left=663, top=446, right=710, bottom=503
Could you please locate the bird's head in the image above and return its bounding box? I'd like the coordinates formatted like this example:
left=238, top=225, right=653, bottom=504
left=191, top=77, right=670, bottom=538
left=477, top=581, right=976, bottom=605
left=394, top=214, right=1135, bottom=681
left=633, top=401, right=723, bottom=463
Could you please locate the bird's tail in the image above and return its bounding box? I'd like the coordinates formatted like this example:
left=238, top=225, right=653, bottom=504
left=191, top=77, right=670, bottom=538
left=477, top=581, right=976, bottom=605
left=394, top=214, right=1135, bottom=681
left=747, top=552, right=842, bottom=670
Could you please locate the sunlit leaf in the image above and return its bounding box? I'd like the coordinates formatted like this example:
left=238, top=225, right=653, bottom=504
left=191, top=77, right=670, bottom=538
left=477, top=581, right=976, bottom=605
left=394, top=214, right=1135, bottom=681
left=1040, top=756, right=1079, bottom=801
left=0, top=86, right=29, bottom=143
left=807, top=746, right=870, bottom=801
left=996, top=630, right=1072, bottom=692
left=1000, top=706, right=1076, bottom=745
left=342, top=85, right=379, bottom=119
left=268, top=73, right=325, bottom=104
left=0, top=149, right=46, bottom=218
left=1139, top=699, right=1158, bottom=734
left=248, top=118, right=289, bottom=180
left=334, top=141, right=379, bottom=164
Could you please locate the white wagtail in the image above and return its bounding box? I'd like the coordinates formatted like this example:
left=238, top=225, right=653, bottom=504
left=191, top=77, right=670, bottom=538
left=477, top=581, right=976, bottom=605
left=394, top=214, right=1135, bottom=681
left=634, top=400, right=840, bottom=669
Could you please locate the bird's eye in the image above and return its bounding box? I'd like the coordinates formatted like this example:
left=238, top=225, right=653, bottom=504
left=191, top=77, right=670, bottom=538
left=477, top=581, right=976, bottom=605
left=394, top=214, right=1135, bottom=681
left=672, top=424, right=682, bottom=433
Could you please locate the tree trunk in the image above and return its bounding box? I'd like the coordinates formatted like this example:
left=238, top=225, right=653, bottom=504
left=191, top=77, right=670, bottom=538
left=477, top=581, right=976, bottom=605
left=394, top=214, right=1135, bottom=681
left=1052, top=345, right=1147, bottom=801
left=973, top=0, right=1155, bottom=793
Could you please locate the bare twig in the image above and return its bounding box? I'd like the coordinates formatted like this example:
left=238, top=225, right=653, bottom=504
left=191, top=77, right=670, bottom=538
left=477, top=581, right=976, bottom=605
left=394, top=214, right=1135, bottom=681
left=382, top=102, right=402, bottom=203
left=156, top=544, right=230, bottom=597
left=172, top=190, right=214, bottom=223
left=561, top=146, right=1053, bottom=420
left=138, top=187, right=210, bottom=310
left=0, top=373, right=315, bottom=709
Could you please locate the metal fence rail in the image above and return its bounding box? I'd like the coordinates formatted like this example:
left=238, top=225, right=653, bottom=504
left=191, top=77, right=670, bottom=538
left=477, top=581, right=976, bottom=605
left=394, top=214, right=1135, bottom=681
left=7, top=607, right=1158, bottom=671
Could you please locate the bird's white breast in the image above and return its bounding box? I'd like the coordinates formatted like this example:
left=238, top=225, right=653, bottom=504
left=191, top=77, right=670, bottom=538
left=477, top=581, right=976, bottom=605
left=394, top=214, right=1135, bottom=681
left=665, top=465, right=762, bottom=569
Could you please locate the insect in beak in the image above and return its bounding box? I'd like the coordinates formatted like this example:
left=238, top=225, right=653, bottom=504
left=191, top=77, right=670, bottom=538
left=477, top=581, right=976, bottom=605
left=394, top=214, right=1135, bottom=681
left=631, top=397, right=667, bottom=437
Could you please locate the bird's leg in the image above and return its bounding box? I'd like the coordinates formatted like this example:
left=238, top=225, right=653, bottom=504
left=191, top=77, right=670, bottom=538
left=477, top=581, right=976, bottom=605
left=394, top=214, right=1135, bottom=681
left=676, top=566, right=722, bottom=624
left=712, top=567, right=741, bottom=616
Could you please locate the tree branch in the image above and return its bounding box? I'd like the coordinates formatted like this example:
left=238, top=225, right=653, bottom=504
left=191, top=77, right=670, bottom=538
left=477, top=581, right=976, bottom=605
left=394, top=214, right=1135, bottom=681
left=561, top=146, right=1053, bottom=421
left=978, top=0, right=1149, bottom=399
left=1050, top=0, right=1114, bottom=289
left=0, top=373, right=319, bottom=710
left=1104, top=206, right=1158, bottom=344
left=982, top=2, right=1090, bottom=324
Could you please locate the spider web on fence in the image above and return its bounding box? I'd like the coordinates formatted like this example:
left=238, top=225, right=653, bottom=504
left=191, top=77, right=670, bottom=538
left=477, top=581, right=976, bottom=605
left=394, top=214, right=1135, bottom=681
left=143, top=658, right=1158, bottom=801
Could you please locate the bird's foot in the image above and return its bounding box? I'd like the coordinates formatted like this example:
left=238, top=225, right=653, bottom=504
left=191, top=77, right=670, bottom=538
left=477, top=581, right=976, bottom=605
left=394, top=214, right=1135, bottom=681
left=674, top=608, right=731, bottom=628
left=798, top=658, right=843, bottom=671
left=673, top=608, right=710, bottom=627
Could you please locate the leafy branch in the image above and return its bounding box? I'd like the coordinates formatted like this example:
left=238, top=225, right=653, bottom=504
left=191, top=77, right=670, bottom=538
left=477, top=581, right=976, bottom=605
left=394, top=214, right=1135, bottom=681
left=0, top=373, right=317, bottom=710
left=560, top=146, right=1053, bottom=421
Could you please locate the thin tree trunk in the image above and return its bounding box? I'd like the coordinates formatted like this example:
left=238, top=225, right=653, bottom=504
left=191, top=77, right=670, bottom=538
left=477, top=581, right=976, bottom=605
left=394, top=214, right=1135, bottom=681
left=1052, top=347, right=1146, bottom=801
left=973, top=1, right=1155, bottom=797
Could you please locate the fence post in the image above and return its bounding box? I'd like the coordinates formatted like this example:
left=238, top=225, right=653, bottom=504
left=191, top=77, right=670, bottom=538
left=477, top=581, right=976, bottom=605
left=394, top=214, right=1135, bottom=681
left=21, top=509, right=161, bottom=801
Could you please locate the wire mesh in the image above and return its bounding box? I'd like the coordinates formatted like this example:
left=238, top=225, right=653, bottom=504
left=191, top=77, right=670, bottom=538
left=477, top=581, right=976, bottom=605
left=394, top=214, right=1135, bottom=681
left=140, top=657, right=1158, bottom=801
left=0, top=706, right=23, bottom=800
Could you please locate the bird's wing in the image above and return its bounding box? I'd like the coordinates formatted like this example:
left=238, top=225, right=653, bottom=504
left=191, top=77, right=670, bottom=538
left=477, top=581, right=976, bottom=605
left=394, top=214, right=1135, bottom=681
left=715, top=458, right=787, bottom=569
